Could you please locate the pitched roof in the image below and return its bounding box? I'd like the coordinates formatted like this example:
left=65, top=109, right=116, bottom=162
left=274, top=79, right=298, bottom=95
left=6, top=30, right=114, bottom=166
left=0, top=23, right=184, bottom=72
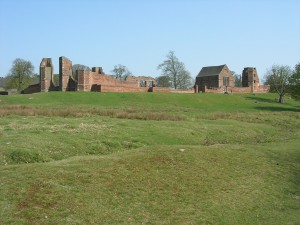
left=197, top=65, right=226, bottom=77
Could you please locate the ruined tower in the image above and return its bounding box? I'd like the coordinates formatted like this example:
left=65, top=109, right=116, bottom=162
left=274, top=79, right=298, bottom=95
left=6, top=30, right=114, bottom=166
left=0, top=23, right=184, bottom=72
left=59, top=56, right=72, bottom=91
left=40, top=58, right=54, bottom=92
left=242, top=67, right=260, bottom=90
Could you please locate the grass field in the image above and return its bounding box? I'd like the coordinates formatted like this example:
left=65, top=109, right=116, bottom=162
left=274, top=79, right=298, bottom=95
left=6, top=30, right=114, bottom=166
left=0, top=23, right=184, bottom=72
left=0, top=92, right=299, bottom=224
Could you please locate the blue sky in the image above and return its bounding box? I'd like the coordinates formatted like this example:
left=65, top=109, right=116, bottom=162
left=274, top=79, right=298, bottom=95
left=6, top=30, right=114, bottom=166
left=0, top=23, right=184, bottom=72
left=0, top=0, right=299, bottom=80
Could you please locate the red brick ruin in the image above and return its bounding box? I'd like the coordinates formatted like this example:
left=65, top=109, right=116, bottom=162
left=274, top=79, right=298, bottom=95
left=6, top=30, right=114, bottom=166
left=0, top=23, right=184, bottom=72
left=195, top=65, right=269, bottom=94
left=22, top=56, right=269, bottom=94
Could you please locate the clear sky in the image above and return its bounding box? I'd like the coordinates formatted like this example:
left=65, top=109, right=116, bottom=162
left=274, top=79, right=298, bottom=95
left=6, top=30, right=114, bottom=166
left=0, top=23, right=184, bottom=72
left=0, top=0, right=299, bottom=80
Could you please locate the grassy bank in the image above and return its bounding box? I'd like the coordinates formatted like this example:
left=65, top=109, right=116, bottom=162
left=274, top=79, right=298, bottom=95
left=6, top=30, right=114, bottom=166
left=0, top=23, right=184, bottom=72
left=0, top=92, right=299, bottom=224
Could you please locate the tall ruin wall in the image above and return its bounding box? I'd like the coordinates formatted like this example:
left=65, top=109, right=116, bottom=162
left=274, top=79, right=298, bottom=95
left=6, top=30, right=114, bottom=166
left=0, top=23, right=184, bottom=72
left=40, top=58, right=54, bottom=92
left=59, top=56, right=72, bottom=92
left=242, top=67, right=260, bottom=89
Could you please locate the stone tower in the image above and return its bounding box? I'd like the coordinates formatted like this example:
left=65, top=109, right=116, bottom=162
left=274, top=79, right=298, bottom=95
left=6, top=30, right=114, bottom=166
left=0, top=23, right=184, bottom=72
left=242, top=67, right=260, bottom=90
left=59, top=56, right=72, bottom=91
left=40, top=58, right=53, bottom=92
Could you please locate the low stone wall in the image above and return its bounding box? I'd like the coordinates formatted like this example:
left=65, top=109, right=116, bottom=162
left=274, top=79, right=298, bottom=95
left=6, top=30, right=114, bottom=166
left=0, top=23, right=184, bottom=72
left=171, top=89, right=195, bottom=94
left=203, top=85, right=269, bottom=94
left=152, top=87, right=171, bottom=93
left=228, top=86, right=252, bottom=93
left=204, top=87, right=222, bottom=93
left=255, top=85, right=270, bottom=93
left=151, top=88, right=195, bottom=93
left=100, top=85, right=149, bottom=93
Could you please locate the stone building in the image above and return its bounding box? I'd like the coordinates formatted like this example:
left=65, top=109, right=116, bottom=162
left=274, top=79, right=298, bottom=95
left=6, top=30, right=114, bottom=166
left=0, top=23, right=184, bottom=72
left=195, top=64, right=234, bottom=93
left=194, top=65, right=269, bottom=94
left=242, top=67, right=260, bottom=89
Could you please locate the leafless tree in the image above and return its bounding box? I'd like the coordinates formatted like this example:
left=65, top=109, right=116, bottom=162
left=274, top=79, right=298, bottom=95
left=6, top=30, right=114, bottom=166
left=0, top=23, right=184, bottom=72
left=111, top=64, right=132, bottom=80
left=231, top=71, right=242, bottom=87
left=157, top=51, right=192, bottom=89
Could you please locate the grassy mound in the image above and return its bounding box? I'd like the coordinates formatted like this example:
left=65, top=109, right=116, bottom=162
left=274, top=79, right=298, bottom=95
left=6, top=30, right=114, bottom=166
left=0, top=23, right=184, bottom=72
left=0, top=92, right=299, bottom=224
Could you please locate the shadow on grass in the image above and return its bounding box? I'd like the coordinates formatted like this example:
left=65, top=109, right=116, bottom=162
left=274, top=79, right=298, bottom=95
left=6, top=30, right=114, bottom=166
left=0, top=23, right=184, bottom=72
left=245, top=95, right=277, bottom=103
left=246, top=95, right=300, bottom=112
left=254, top=106, right=300, bottom=112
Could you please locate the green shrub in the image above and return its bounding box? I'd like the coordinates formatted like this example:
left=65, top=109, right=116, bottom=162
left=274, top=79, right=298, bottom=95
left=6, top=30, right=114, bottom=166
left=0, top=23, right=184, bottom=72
left=8, top=149, right=44, bottom=164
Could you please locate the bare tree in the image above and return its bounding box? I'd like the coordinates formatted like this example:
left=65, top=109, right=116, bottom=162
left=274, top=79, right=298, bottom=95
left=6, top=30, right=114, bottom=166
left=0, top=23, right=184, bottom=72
left=157, top=51, right=192, bottom=89
left=231, top=71, right=242, bottom=87
left=264, top=65, right=292, bottom=103
left=5, top=58, right=35, bottom=92
left=111, top=64, right=132, bottom=80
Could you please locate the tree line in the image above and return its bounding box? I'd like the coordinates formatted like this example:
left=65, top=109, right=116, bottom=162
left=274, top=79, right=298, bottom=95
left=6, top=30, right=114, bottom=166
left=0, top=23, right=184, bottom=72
left=1, top=52, right=299, bottom=103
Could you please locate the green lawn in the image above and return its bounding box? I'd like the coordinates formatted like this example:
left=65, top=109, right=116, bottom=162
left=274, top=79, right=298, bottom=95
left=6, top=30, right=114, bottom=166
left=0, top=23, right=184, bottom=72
left=0, top=92, right=299, bottom=224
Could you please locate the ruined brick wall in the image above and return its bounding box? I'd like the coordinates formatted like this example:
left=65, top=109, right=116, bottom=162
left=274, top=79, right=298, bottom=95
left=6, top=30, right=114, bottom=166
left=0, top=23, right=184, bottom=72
left=93, top=74, right=138, bottom=88
left=77, top=69, right=153, bottom=92
left=228, top=86, right=252, bottom=93
left=40, top=58, right=53, bottom=92
left=255, top=85, right=270, bottom=93
left=92, top=67, right=104, bottom=74
left=170, top=89, right=195, bottom=93
left=77, top=70, right=92, bottom=92
left=125, top=76, right=156, bottom=87
left=203, top=86, right=269, bottom=94
left=100, top=86, right=149, bottom=93
left=204, top=86, right=222, bottom=93
left=152, top=87, right=171, bottom=93
left=219, top=65, right=234, bottom=87
left=59, top=56, right=72, bottom=91
left=150, top=87, right=194, bottom=93
left=196, top=75, right=219, bottom=92
left=242, top=67, right=260, bottom=89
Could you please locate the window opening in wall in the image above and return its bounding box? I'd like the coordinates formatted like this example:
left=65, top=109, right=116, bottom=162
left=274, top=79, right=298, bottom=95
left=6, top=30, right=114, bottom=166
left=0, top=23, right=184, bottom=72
left=140, top=80, right=146, bottom=87
left=223, top=77, right=229, bottom=86
left=149, top=80, right=153, bottom=87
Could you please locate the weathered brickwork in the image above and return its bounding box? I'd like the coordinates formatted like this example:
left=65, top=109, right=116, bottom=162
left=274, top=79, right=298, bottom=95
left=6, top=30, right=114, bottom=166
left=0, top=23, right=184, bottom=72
left=76, top=69, right=148, bottom=92
left=195, top=65, right=234, bottom=93
left=195, top=65, right=269, bottom=94
left=40, top=58, right=53, bottom=92
left=125, top=76, right=156, bottom=87
left=242, top=67, right=260, bottom=89
left=59, top=57, right=72, bottom=92
left=23, top=56, right=269, bottom=94
left=29, top=56, right=158, bottom=93
left=203, top=85, right=269, bottom=94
